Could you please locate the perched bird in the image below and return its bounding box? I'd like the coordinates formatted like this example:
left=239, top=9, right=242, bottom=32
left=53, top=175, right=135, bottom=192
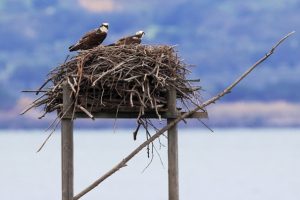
left=69, top=22, right=109, bottom=51
left=108, top=30, right=145, bottom=46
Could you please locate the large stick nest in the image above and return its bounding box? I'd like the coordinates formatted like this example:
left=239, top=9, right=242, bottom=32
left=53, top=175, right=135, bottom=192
left=24, top=45, right=201, bottom=121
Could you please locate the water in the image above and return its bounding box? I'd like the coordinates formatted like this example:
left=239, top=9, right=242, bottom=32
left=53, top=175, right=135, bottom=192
left=1, top=128, right=300, bottom=200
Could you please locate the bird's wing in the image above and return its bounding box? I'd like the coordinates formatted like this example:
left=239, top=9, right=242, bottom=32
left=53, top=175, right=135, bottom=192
left=115, top=37, right=127, bottom=45
left=115, top=34, right=137, bottom=45
left=80, top=29, right=98, bottom=41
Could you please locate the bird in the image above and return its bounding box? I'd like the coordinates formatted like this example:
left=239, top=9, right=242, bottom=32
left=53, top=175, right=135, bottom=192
left=108, top=30, right=145, bottom=46
left=69, top=22, right=109, bottom=51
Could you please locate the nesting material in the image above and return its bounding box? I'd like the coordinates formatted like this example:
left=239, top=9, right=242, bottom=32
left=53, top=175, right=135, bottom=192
left=23, top=45, right=201, bottom=120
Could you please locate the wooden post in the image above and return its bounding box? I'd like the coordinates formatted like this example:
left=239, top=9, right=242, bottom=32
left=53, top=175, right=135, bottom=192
left=167, top=87, right=179, bottom=200
left=61, top=83, right=74, bottom=200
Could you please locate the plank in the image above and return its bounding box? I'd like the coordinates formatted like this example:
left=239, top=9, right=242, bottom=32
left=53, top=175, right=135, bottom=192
left=74, top=111, right=208, bottom=119
left=167, top=87, right=179, bottom=200
left=61, top=83, right=74, bottom=200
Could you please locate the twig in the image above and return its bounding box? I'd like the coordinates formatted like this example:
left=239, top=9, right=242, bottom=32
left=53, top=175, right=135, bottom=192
left=22, top=90, right=48, bottom=93
left=77, top=105, right=94, bottom=120
left=73, top=31, right=295, bottom=200
left=36, top=77, right=52, bottom=95
left=133, top=121, right=142, bottom=140
left=36, top=128, right=56, bottom=153
left=67, top=77, right=76, bottom=94
left=92, top=60, right=130, bottom=86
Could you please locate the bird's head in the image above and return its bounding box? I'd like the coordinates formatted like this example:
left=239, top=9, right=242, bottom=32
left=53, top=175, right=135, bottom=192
left=135, top=30, right=145, bottom=38
left=100, top=22, right=109, bottom=32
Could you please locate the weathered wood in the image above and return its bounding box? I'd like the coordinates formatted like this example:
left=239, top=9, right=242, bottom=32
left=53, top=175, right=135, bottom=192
left=61, top=83, right=74, bottom=200
left=74, top=111, right=208, bottom=119
left=167, top=87, right=179, bottom=200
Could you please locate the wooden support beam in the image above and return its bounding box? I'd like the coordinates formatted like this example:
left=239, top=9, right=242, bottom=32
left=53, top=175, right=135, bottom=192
left=167, top=87, right=179, bottom=200
left=61, top=83, right=74, bottom=200
left=74, top=111, right=208, bottom=119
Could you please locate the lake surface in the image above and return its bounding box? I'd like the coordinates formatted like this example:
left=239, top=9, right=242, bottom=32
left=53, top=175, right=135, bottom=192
left=1, top=128, right=300, bottom=200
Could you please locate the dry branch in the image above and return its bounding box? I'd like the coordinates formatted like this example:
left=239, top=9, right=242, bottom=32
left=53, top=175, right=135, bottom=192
left=73, top=31, right=295, bottom=200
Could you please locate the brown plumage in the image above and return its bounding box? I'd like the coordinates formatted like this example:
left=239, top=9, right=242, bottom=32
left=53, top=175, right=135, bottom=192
left=108, top=30, right=145, bottom=46
left=69, top=23, right=109, bottom=52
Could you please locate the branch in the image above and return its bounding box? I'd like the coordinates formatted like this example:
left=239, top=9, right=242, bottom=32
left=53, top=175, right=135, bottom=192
left=73, top=31, right=295, bottom=200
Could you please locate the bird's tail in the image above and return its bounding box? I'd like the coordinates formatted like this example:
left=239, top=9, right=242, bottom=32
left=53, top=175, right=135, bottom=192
left=106, top=43, right=116, bottom=46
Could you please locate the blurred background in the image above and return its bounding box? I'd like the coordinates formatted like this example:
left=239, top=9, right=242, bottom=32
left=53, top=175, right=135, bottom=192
left=0, top=0, right=299, bottom=128
left=1, top=1, right=300, bottom=200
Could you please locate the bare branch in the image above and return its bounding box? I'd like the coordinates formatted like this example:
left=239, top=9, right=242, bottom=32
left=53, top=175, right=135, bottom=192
left=77, top=105, right=94, bottom=120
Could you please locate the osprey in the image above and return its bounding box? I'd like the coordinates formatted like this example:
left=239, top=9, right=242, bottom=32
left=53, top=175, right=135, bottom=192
left=69, top=22, right=109, bottom=51
left=108, top=30, right=145, bottom=46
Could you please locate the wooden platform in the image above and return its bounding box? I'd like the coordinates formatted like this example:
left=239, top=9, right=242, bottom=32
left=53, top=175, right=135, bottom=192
left=73, top=110, right=208, bottom=119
